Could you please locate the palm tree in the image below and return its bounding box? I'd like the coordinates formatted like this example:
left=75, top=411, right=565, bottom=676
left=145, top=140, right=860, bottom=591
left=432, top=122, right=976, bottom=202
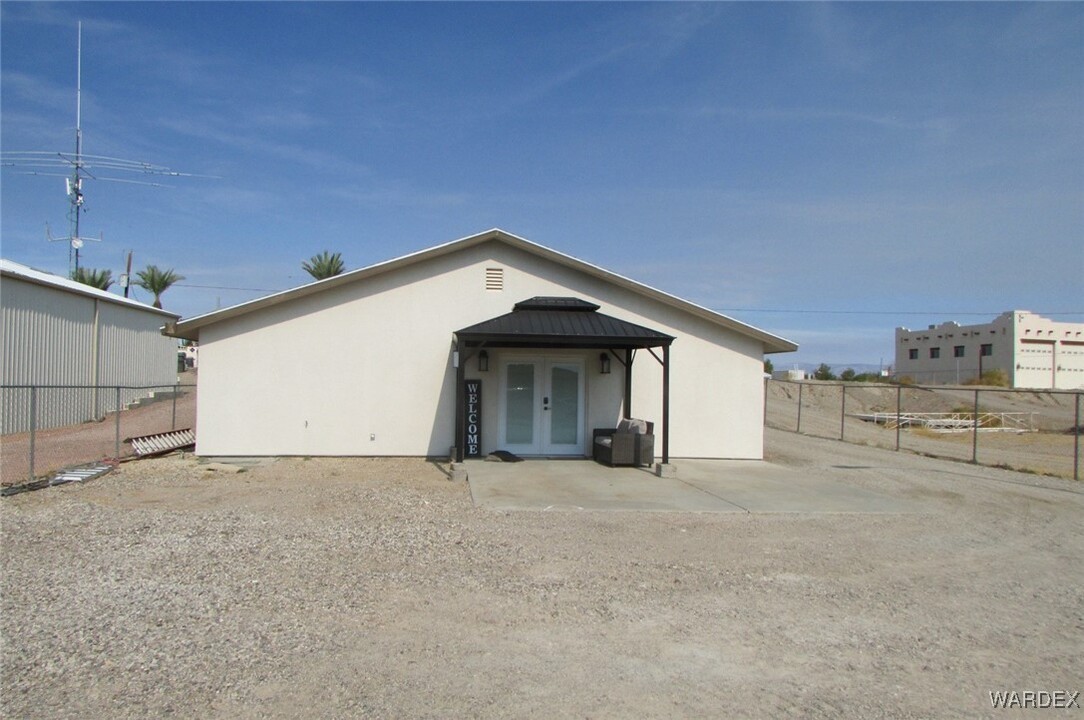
left=302, top=251, right=345, bottom=281
left=72, top=267, right=114, bottom=290
left=135, top=265, right=184, bottom=309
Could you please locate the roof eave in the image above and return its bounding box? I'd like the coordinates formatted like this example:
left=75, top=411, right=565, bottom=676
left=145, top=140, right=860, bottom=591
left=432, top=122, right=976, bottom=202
left=1, top=265, right=180, bottom=320
left=457, top=333, right=674, bottom=349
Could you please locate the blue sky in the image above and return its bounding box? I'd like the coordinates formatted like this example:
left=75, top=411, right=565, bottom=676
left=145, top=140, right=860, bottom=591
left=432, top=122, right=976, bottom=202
left=2, top=2, right=1081, bottom=368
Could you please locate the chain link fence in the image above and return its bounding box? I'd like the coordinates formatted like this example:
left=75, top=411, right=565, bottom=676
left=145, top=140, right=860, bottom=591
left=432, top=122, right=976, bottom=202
left=766, top=379, right=1081, bottom=480
left=1, top=376, right=197, bottom=486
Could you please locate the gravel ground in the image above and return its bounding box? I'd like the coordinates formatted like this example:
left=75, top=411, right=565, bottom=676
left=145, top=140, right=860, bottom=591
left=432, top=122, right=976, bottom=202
left=2, top=430, right=1082, bottom=719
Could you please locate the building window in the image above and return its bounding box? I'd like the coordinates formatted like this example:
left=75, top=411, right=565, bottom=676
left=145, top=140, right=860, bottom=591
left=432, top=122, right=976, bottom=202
left=930, top=347, right=941, bottom=359
left=981, top=343, right=993, bottom=356
left=908, top=349, right=918, bottom=360
left=954, top=345, right=965, bottom=358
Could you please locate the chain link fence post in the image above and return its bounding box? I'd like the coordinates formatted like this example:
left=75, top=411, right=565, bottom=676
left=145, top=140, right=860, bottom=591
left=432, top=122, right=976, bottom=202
left=28, top=386, right=37, bottom=482
left=971, top=388, right=980, bottom=464
left=840, top=384, right=847, bottom=441
left=114, top=386, right=122, bottom=459
left=796, top=382, right=803, bottom=434
left=1075, top=393, right=1080, bottom=482
left=895, top=384, right=902, bottom=452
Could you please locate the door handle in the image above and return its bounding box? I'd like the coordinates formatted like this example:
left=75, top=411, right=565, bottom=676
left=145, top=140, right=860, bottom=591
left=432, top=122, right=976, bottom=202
left=543, top=396, right=549, bottom=410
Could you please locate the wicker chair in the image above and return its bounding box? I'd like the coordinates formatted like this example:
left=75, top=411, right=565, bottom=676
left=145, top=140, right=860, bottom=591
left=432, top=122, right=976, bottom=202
left=593, top=418, right=655, bottom=467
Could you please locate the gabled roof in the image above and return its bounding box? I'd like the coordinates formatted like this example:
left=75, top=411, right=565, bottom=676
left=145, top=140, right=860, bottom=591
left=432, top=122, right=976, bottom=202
left=1, top=258, right=179, bottom=319
left=457, top=296, right=675, bottom=349
left=167, top=229, right=797, bottom=353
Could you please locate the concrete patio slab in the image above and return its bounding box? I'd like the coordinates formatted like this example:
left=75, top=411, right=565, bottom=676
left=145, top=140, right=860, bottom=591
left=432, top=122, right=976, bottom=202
left=466, top=458, right=916, bottom=513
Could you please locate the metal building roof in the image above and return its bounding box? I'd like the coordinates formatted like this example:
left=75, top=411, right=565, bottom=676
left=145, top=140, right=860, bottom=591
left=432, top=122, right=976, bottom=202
left=0, top=258, right=178, bottom=318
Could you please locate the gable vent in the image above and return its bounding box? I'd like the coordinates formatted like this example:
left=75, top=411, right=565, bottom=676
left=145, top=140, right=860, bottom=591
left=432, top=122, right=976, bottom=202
left=485, top=267, right=504, bottom=291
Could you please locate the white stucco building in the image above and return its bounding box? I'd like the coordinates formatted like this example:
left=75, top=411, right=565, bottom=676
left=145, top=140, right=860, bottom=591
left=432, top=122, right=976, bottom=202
left=894, top=311, right=1084, bottom=389
left=168, top=229, right=797, bottom=462
left=1, top=258, right=181, bottom=433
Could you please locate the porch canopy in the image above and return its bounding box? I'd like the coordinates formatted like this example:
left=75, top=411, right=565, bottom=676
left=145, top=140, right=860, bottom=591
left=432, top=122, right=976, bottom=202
left=453, top=297, right=675, bottom=464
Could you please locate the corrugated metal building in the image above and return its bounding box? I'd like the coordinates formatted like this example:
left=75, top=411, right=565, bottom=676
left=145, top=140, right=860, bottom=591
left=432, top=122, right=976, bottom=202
left=1, top=259, right=180, bottom=433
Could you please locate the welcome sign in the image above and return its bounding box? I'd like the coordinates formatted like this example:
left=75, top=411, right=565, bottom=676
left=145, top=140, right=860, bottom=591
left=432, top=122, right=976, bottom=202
left=464, top=379, right=482, bottom=458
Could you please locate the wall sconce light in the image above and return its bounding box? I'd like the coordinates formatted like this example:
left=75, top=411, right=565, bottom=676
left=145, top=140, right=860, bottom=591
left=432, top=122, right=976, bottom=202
left=599, top=352, right=611, bottom=374
left=478, top=350, right=489, bottom=372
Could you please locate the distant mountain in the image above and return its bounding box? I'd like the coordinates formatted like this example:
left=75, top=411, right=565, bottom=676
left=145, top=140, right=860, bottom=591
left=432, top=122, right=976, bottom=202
left=775, top=362, right=889, bottom=375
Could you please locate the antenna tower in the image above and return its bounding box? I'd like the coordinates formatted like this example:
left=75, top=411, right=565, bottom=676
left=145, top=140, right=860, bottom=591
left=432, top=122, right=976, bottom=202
left=2, top=21, right=208, bottom=277
left=65, top=21, right=90, bottom=273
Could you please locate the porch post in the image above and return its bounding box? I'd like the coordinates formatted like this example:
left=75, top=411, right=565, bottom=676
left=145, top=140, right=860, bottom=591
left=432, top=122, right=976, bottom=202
left=454, top=339, right=465, bottom=463
left=662, top=343, right=670, bottom=464
left=624, top=348, right=633, bottom=419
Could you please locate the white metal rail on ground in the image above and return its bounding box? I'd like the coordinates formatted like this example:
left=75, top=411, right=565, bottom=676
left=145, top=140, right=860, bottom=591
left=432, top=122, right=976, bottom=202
left=125, top=428, right=195, bottom=456
left=853, top=412, right=1037, bottom=433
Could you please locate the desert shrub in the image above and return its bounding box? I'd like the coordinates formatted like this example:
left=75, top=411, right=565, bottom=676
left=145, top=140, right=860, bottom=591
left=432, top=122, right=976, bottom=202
left=963, top=369, right=1009, bottom=387
left=950, top=405, right=1002, bottom=428
left=852, top=372, right=885, bottom=383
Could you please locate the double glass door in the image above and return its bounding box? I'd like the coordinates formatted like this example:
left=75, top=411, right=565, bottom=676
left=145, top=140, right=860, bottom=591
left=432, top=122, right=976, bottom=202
left=501, top=358, right=585, bottom=456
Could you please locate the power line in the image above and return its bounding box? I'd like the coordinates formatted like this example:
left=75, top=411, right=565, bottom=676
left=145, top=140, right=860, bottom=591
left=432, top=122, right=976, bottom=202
left=174, top=283, right=280, bottom=292
left=164, top=288, right=1084, bottom=319
left=717, top=308, right=1084, bottom=317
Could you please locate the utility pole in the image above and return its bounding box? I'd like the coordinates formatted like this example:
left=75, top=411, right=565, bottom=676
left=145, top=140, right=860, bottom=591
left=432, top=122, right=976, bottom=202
left=122, top=250, right=134, bottom=298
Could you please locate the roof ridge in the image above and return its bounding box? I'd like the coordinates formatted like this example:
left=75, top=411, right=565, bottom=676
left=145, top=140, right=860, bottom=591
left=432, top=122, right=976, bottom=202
left=167, top=229, right=796, bottom=353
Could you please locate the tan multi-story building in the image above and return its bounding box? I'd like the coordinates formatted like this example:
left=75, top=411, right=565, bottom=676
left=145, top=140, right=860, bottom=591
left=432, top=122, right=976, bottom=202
left=894, top=311, right=1084, bottom=389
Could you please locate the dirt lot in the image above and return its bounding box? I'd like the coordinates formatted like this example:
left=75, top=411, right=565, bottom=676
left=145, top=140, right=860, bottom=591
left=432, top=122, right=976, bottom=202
left=1, top=373, right=198, bottom=485
left=2, top=430, right=1081, bottom=719
left=766, top=380, right=1081, bottom=479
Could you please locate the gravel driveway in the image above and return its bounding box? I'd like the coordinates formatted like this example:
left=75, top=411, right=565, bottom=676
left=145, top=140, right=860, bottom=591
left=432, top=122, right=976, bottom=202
left=2, top=429, right=1081, bottom=719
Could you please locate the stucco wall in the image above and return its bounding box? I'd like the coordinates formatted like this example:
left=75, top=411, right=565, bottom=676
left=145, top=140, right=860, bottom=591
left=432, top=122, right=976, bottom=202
left=196, top=240, right=770, bottom=459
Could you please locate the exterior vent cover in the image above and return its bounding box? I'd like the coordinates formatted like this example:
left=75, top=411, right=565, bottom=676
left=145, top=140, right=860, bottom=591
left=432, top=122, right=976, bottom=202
left=485, top=267, right=504, bottom=291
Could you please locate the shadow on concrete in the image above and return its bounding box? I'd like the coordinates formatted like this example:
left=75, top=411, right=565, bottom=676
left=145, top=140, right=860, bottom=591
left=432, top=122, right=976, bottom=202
left=466, top=458, right=917, bottom=513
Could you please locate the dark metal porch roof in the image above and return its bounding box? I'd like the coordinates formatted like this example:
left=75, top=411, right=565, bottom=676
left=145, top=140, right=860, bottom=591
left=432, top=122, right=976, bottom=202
left=456, top=297, right=674, bottom=349
left=453, top=297, right=675, bottom=465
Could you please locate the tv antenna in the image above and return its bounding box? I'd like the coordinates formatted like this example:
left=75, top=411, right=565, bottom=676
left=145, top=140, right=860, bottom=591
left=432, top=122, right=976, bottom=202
left=1, top=21, right=210, bottom=276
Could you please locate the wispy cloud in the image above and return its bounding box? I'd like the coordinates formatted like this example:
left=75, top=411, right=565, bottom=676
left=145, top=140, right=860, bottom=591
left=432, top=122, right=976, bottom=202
left=0, top=3, right=131, bottom=35
left=157, top=113, right=370, bottom=179
left=505, top=42, right=635, bottom=111
left=799, top=3, right=876, bottom=74
left=1, top=71, right=75, bottom=115
left=622, top=103, right=959, bottom=139
left=324, top=183, right=469, bottom=210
